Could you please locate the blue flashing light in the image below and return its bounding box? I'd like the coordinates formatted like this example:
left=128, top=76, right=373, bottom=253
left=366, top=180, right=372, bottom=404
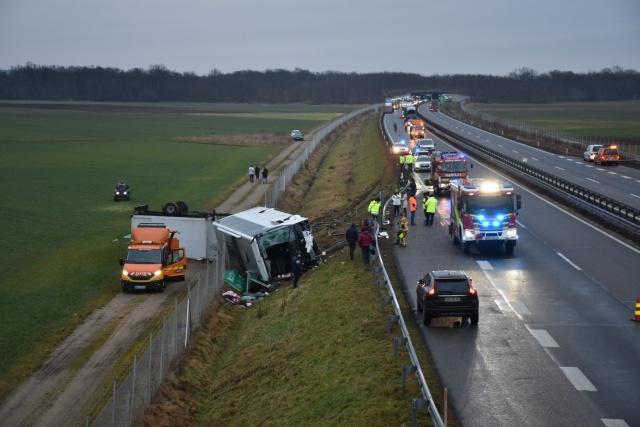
left=477, top=215, right=485, bottom=221
left=496, top=214, right=504, bottom=221
left=492, top=221, right=500, bottom=227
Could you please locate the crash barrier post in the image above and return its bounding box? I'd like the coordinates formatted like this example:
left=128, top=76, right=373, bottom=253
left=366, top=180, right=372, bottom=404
left=394, top=337, right=408, bottom=357
left=377, top=279, right=388, bottom=296
left=387, top=314, right=400, bottom=334
left=382, top=295, right=393, bottom=313
left=412, top=398, right=431, bottom=427
left=402, top=364, right=417, bottom=390
left=87, top=250, right=227, bottom=427
left=631, top=298, right=640, bottom=322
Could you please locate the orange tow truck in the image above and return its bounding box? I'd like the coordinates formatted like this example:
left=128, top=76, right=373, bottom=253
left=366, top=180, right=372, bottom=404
left=120, top=223, right=187, bottom=292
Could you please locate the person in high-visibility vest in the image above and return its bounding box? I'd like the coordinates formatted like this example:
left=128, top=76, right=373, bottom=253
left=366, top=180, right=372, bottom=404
left=409, top=194, right=417, bottom=225
left=368, top=197, right=381, bottom=225
left=425, top=193, right=437, bottom=226
left=399, top=155, right=405, bottom=171
left=405, top=152, right=415, bottom=172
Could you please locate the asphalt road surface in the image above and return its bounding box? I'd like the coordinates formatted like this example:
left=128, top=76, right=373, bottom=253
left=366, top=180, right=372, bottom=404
left=384, top=109, right=640, bottom=427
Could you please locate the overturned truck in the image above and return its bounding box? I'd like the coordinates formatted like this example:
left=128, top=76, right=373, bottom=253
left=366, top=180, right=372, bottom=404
left=213, top=207, right=322, bottom=288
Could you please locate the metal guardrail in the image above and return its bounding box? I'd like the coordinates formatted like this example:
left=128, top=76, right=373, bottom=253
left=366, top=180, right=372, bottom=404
left=374, top=112, right=446, bottom=427
left=423, top=113, right=640, bottom=242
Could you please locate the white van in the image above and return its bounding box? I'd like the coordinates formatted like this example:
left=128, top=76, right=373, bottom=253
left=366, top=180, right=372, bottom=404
left=583, top=144, right=603, bottom=162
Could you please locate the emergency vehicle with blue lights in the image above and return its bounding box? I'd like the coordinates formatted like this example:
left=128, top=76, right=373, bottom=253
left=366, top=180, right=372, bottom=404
left=449, top=179, right=522, bottom=254
left=429, top=151, right=471, bottom=196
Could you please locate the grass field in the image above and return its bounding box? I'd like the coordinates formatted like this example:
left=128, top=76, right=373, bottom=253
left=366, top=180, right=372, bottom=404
left=0, top=102, right=359, bottom=393
left=467, top=100, right=640, bottom=139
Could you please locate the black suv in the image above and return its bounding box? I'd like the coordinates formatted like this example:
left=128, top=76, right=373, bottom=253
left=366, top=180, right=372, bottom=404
left=416, top=270, right=478, bottom=326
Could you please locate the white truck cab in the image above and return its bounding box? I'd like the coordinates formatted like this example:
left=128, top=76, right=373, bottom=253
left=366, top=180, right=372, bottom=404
left=583, top=144, right=603, bottom=162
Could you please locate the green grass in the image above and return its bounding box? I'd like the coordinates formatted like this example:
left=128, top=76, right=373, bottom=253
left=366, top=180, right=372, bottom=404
left=0, top=102, right=360, bottom=396
left=468, top=100, right=640, bottom=138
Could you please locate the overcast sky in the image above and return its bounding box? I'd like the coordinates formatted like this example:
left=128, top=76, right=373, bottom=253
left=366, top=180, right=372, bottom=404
left=1, top=0, right=638, bottom=77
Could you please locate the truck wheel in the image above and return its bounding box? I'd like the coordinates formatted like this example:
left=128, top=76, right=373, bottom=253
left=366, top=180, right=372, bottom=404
left=177, top=201, right=189, bottom=213
left=505, top=241, right=515, bottom=254
left=462, top=241, right=470, bottom=254
left=157, top=282, right=165, bottom=293
left=164, top=202, right=179, bottom=216
left=452, top=226, right=460, bottom=245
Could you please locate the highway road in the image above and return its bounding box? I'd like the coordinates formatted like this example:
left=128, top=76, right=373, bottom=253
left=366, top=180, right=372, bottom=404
left=383, top=109, right=640, bottom=427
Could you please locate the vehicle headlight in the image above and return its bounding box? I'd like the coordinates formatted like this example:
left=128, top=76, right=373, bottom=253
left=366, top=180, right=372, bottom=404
left=464, top=229, right=475, bottom=238
left=506, top=229, right=517, bottom=237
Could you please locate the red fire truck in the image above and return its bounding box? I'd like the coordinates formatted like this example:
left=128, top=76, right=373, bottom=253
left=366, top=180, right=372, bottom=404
left=429, top=151, right=471, bottom=196
left=449, top=179, right=522, bottom=254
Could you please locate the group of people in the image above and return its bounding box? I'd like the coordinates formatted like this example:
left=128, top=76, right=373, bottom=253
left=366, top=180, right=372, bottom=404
left=248, top=165, right=269, bottom=184
left=346, top=221, right=375, bottom=266
left=399, top=152, right=415, bottom=172
left=345, top=189, right=438, bottom=263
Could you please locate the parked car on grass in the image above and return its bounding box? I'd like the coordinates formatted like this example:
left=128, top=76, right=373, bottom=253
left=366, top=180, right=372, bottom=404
left=291, top=130, right=304, bottom=141
left=416, top=270, right=478, bottom=326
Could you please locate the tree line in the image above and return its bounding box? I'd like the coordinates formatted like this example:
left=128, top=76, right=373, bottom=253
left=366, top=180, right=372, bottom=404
left=0, top=63, right=638, bottom=104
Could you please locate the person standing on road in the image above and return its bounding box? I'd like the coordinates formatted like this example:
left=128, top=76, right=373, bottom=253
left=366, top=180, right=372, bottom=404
left=292, top=251, right=302, bottom=288
left=248, top=165, right=255, bottom=183
left=397, top=212, right=409, bottom=246
left=399, top=154, right=405, bottom=171
left=409, top=194, right=417, bottom=225
left=255, top=166, right=261, bottom=183
left=401, top=191, right=408, bottom=215
left=357, top=227, right=373, bottom=266
left=262, top=167, right=269, bottom=183
left=391, top=190, right=401, bottom=217
left=422, top=195, right=429, bottom=225
left=346, top=223, right=359, bottom=260
left=409, top=178, right=417, bottom=197
left=425, top=193, right=437, bottom=226
left=405, top=152, right=414, bottom=172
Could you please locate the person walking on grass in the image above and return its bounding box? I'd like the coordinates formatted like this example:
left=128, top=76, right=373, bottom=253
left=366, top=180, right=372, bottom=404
left=255, top=166, right=261, bottom=183
left=248, top=165, right=255, bottom=183
left=262, top=166, right=269, bottom=183
left=357, top=227, right=373, bottom=266
left=292, top=251, right=302, bottom=288
left=346, top=223, right=359, bottom=260
left=368, top=196, right=381, bottom=226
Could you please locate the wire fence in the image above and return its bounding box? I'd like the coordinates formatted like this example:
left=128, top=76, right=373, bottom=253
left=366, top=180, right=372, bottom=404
left=459, top=102, right=640, bottom=161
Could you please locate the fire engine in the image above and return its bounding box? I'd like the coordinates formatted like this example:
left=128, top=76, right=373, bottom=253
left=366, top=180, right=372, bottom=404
left=429, top=151, right=471, bottom=195
left=449, top=179, right=522, bottom=254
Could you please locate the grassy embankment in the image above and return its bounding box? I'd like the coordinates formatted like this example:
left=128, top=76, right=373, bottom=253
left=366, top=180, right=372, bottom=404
left=0, top=102, right=355, bottom=400
left=137, top=112, right=455, bottom=426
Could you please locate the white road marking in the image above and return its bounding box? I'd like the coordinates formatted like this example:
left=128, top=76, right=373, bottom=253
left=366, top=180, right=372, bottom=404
left=621, top=176, right=631, bottom=179
left=555, top=166, right=566, bottom=171
left=586, top=178, right=600, bottom=183
left=530, top=157, right=539, bottom=161
left=601, top=419, right=630, bottom=427
left=557, top=252, right=582, bottom=270
left=510, top=301, right=531, bottom=316
left=477, top=260, right=493, bottom=270
left=560, top=367, right=597, bottom=391
left=494, top=299, right=509, bottom=312
left=632, top=194, right=640, bottom=199
left=528, top=329, right=559, bottom=347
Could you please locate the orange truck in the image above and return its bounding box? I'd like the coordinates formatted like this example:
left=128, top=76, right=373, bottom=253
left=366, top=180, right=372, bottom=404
left=409, top=119, right=426, bottom=139
left=119, top=223, right=187, bottom=292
